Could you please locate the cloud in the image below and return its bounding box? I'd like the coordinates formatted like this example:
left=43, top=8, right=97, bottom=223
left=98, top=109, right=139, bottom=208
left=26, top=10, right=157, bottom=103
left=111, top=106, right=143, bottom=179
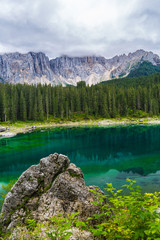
left=0, top=0, right=160, bottom=58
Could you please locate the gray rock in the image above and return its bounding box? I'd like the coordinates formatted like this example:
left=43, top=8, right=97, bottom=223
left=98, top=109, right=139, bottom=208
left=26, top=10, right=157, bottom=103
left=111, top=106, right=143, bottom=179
left=0, top=127, right=6, bottom=132
left=1, top=153, right=70, bottom=228
left=69, top=228, right=93, bottom=240
left=1, top=153, right=102, bottom=233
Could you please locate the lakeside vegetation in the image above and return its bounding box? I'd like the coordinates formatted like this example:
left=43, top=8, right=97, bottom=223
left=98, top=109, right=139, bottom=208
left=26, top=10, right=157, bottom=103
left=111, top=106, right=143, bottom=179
left=1, top=72, right=160, bottom=124
left=1, top=179, right=160, bottom=239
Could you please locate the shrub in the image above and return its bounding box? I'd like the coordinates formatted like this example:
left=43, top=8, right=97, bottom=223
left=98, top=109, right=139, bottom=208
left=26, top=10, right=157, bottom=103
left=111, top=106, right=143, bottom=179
left=89, top=179, right=160, bottom=239
left=47, top=212, right=79, bottom=240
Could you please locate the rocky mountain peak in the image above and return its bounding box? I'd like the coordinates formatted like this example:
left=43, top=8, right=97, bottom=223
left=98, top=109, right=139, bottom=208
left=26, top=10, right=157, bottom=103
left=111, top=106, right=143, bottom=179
left=0, top=49, right=160, bottom=86
left=0, top=51, right=56, bottom=85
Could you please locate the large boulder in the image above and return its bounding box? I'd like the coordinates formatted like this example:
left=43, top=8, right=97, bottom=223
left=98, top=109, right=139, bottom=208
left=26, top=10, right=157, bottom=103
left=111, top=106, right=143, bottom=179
left=1, top=153, right=102, bottom=234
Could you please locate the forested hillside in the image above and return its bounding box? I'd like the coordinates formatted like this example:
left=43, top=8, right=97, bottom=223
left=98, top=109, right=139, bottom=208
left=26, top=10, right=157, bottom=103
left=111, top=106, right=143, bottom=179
left=128, top=61, right=160, bottom=78
left=0, top=73, right=160, bottom=122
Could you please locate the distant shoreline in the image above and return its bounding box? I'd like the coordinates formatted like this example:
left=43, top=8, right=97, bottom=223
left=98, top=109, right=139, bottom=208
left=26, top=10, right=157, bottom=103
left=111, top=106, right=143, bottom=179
left=0, top=117, right=160, bottom=138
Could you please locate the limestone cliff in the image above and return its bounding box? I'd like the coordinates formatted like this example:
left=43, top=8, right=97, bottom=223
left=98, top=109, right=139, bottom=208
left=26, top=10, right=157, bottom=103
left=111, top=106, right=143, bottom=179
left=0, top=52, right=60, bottom=85
left=0, top=49, right=160, bottom=86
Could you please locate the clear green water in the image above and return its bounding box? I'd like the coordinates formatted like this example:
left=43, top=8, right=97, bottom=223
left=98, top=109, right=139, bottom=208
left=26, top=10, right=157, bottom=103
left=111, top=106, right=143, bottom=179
left=1, top=125, right=160, bottom=193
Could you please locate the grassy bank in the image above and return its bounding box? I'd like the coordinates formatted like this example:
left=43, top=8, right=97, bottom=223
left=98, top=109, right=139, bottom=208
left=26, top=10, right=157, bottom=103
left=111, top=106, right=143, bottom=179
left=0, top=116, right=160, bottom=138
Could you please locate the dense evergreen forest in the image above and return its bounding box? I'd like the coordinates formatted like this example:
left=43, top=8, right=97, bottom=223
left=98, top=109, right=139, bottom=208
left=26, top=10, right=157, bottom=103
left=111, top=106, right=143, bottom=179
left=0, top=72, right=160, bottom=122
left=127, top=61, right=160, bottom=78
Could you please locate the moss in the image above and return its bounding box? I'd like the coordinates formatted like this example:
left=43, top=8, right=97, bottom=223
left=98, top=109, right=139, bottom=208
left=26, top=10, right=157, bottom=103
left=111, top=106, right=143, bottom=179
left=36, top=177, right=45, bottom=196
left=28, top=176, right=34, bottom=182
left=68, top=169, right=80, bottom=178
left=38, top=177, right=45, bottom=188
left=15, top=196, right=30, bottom=210
left=44, top=183, right=52, bottom=192
left=5, top=216, right=11, bottom=226
left=23, top=196, right=30, bottom=202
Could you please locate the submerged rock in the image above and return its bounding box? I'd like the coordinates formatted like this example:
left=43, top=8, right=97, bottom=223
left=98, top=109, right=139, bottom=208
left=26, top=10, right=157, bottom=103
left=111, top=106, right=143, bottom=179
left=1, top=153, right=102, bottom=235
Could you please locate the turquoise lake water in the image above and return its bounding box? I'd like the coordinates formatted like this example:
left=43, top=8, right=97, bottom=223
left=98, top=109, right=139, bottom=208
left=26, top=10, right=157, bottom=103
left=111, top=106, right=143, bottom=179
left=1, top=125, right=160, bottom=193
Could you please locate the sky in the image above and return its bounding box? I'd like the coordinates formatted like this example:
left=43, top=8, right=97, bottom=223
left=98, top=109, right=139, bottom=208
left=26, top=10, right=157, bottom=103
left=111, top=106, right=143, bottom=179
left=0, top=0, right=160, bottom=59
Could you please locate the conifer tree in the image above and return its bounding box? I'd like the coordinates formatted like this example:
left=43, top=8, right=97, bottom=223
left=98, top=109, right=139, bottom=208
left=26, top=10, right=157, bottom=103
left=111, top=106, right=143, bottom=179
left=28, top=87, right=34, bottom=120
left=19, top=91, right=27, bottom=121
left=37, top=88, right=44, bottom=121
left=53, top=96, right=58, bottom=118
left=0, top=89, right=4, bottom=121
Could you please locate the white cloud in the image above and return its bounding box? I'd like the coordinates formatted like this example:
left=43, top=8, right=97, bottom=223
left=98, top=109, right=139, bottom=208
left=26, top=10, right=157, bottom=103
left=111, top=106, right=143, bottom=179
left=0, top=0, right=160, bottom=58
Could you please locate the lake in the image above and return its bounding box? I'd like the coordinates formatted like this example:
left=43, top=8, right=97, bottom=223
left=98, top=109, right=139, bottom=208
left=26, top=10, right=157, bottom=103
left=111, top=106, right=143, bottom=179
left=1, top=125, right=160, bottom=193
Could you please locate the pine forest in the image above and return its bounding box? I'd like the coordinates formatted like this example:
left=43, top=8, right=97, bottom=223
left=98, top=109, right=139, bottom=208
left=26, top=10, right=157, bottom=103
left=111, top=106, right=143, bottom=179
left=0, top=73, right=160, bottom=122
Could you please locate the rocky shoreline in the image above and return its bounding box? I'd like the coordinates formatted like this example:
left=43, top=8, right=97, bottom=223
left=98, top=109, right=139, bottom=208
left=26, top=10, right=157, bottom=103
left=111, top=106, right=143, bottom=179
left=0, top=118, right=160, bottom=139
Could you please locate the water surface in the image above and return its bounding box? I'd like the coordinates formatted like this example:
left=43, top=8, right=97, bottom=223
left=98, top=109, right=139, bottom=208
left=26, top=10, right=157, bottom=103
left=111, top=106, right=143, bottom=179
left=1, top=125, right=160, bottom=193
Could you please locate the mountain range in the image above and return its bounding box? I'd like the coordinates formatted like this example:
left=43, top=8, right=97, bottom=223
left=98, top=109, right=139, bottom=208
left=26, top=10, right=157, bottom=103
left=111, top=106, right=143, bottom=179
left=0, top=49, right=160, bottom=86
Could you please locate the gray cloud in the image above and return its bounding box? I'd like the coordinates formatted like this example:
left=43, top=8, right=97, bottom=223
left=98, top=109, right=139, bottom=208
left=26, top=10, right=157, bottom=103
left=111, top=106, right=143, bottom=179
left=0, top=0, right=160, bottom=58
